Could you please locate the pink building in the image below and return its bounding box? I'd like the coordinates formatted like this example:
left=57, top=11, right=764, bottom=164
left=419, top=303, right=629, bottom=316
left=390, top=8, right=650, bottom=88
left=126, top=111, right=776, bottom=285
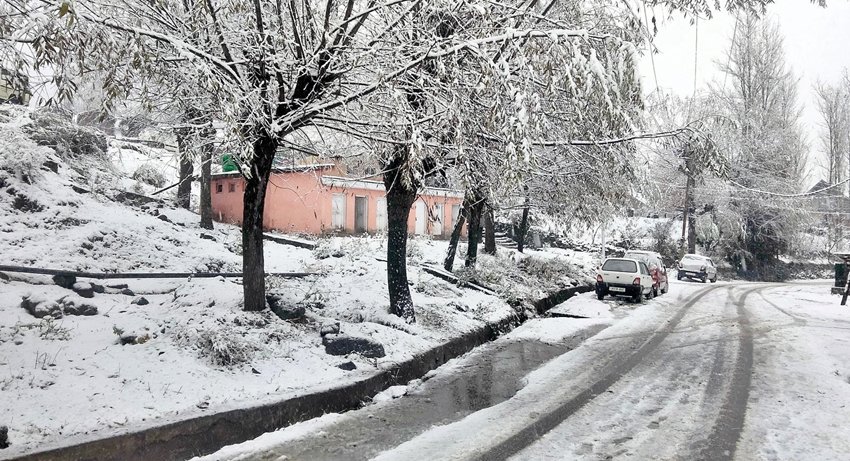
left=210, top=164, right=466, bottom=237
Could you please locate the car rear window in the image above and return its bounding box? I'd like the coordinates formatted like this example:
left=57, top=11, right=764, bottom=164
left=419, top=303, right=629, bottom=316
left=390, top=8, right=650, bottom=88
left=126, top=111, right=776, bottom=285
left=602, top=259, right=637, bottom=273
left=682, top=255, right=705, bottom=262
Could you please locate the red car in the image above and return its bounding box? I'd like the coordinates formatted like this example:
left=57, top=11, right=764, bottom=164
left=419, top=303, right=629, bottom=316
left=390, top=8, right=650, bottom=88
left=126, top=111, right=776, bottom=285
left=623, top=251, right=669, bottom=297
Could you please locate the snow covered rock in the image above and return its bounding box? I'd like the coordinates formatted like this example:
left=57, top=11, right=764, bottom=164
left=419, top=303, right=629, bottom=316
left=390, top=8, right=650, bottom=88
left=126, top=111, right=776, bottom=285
left=72, top=282, right=94, bottom=298
left=115, top=327, right=151, bottom=345
left=320, top=322, right=341, bottom=337
left=322, top=334, right=385, bottom=358
left=51, top=274, right=76, bottom=289
left=60, top=295, right=98, bottom=316
left=21, top=294, right=62, bottom=318
left=267, top=294, right=306, bottom=321
left=131, top=296, right=149, bottom=306
left=336, top=361, right=357, bottom=371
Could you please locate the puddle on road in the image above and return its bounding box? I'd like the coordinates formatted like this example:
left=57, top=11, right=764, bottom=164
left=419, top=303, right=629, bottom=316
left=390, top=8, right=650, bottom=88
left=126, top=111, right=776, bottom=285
left=246, top=332, right=600, bottom=461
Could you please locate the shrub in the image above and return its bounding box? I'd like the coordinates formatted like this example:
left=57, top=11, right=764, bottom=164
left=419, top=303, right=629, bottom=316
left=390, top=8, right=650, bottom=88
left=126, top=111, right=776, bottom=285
left=312, top=239, right=340, bottom=259
left=132, top=164, right=167, bottom=188
left=194, top=328, right=257, bottom=366
left=650, top=221, right=678, bottom=266
left=0, top=126, right=51, bottom=182
left=24, top=110, right=108, bottom=162
left=406, top=238, right=424, bottom=264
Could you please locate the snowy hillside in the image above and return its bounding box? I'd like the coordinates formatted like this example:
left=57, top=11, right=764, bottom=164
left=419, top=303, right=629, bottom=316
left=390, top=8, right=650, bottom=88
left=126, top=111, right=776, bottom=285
left=0, top=108, right=593, bottom=454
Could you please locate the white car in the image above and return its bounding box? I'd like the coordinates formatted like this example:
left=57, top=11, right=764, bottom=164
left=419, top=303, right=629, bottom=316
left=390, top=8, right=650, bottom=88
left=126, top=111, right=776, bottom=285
left=595, top=257, right=655, bottom=303
left=677, top=254, right=718, bottom=283
left=623, top=250, right=670, bottom=297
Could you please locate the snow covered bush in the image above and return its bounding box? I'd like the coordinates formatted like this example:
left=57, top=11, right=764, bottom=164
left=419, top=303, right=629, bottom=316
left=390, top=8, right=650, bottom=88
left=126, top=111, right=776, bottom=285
left=312, top=238, right=342, bottom=259
left=695, top=215, right=721, bottom=253
left=520, top=257, right=575, bottom=286
left=132, top=164, right=167, bottom=188
left=406, top=238, right=424, bottom=264
left=24, top=110, right=108, bottom=165
left=650, top=221, right=678, bottom=266
left=175, top=326, right=258, bottom=367
left=0, top=125, right=51, bottom=182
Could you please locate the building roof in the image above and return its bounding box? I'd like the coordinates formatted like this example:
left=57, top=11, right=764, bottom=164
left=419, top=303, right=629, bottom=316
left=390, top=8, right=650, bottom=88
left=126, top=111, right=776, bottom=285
left=807, top=179, right=839, bottom=196
left=211, top=163, right=337, bottom=178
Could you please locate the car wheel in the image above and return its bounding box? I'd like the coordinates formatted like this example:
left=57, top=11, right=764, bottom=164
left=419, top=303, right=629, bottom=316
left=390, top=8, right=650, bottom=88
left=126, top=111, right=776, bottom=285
left=702, top=275, right=708, bottom=283
left=677, top=273, right=682, bottom=281
left=710, top=275, right=717, bottom=283
left=633, top=290, right=643, bottom=303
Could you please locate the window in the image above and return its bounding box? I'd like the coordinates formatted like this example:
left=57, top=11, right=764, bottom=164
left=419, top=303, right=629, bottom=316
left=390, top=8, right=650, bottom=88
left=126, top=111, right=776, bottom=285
left=215, top=183, right=223, bottom=193
left=229, top=183, right=236, bottom=193
left=601, top=259, right=637, bottom=273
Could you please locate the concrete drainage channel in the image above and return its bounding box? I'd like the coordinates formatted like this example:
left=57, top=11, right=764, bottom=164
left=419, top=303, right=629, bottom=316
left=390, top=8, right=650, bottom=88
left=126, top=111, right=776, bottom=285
left=5, top=285, right=594, bottom=461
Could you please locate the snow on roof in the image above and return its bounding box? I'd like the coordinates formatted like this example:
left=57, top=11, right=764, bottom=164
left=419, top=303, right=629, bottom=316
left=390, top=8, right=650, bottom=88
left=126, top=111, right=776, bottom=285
left=211, top=163, right=338, bottom=177
left=320, top=175, right=464, bottom=198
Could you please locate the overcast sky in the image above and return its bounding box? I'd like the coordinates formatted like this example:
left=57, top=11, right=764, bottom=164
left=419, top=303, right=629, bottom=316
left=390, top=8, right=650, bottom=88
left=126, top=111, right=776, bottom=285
left=638, top=0, right=850, bottom=186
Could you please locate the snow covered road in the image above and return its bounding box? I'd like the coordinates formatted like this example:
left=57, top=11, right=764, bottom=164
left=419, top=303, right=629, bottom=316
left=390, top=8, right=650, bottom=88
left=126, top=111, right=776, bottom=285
left=198, top=281, right=850, bottom=461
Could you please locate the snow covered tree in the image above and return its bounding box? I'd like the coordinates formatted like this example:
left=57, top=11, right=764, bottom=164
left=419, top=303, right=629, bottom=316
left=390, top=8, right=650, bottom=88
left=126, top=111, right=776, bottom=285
left=814, top=79, right=849, bottom=187
left=713, top=13, right=807, bottom=273
left=2, top=0, right=780, bottom=317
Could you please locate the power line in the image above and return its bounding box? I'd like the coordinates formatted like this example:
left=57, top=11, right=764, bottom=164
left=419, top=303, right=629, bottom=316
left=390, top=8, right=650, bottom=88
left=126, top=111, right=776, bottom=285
left=726, top=177, right=850, bottom=198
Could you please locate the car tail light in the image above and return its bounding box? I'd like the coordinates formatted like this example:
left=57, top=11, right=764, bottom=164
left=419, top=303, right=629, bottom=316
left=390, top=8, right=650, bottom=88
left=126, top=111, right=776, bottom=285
left=596, top=274, right=603, bottom=283
left=633, top=277, right=641, bottom=285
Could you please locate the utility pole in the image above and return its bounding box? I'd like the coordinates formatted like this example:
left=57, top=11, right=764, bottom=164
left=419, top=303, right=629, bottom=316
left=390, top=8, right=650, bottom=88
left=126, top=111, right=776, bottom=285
left=681, top=153, right=696, bottom=253
left=601, top=220, right=607, bottom=260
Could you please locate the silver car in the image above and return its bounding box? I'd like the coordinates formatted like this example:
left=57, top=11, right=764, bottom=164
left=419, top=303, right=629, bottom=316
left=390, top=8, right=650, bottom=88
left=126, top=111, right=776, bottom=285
left=677, top=254, right=718, bottom=283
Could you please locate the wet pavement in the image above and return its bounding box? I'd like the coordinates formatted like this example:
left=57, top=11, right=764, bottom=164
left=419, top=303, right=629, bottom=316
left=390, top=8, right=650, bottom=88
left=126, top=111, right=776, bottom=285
left=238, top=324, right=606, bottom=461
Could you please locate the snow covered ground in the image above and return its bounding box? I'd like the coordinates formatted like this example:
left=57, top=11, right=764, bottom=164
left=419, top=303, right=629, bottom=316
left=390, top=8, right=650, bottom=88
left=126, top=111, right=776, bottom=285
left=362, top=281, right=850, bottom=461
left=188, top=279, right=842, bottom=461
left=192, top=316, right=613, bottom=461
left=548, top=291, right=616, bottom=319
left=0, top=109, right=595, bottom=455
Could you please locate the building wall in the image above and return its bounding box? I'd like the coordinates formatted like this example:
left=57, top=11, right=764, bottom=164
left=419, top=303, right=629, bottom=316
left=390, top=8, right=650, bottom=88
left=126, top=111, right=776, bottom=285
left=210, top=171, right=465, bottom=237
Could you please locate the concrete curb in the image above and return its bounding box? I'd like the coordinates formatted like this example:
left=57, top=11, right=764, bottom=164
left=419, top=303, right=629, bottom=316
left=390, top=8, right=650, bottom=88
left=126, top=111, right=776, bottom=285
left=5, top=285, right=591, bottom=461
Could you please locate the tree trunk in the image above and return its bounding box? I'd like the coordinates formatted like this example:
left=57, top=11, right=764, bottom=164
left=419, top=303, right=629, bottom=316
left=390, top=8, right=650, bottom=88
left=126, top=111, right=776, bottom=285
left=199, top=140, right=214, bottom=230
left=383, top=153, right=417, bottom=322
left=443, top=200, right=467, bottom=272
left=517, top=194, right=530, bottom=253
left=176, top=133, right=193, bottom=210
left=465, top=194, right=485, bottom=268
left=483, top=204, right=496, bottom=255
left=687, top=208, right=697, bottom=253
left=241, top=134, right=277, bottom=312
